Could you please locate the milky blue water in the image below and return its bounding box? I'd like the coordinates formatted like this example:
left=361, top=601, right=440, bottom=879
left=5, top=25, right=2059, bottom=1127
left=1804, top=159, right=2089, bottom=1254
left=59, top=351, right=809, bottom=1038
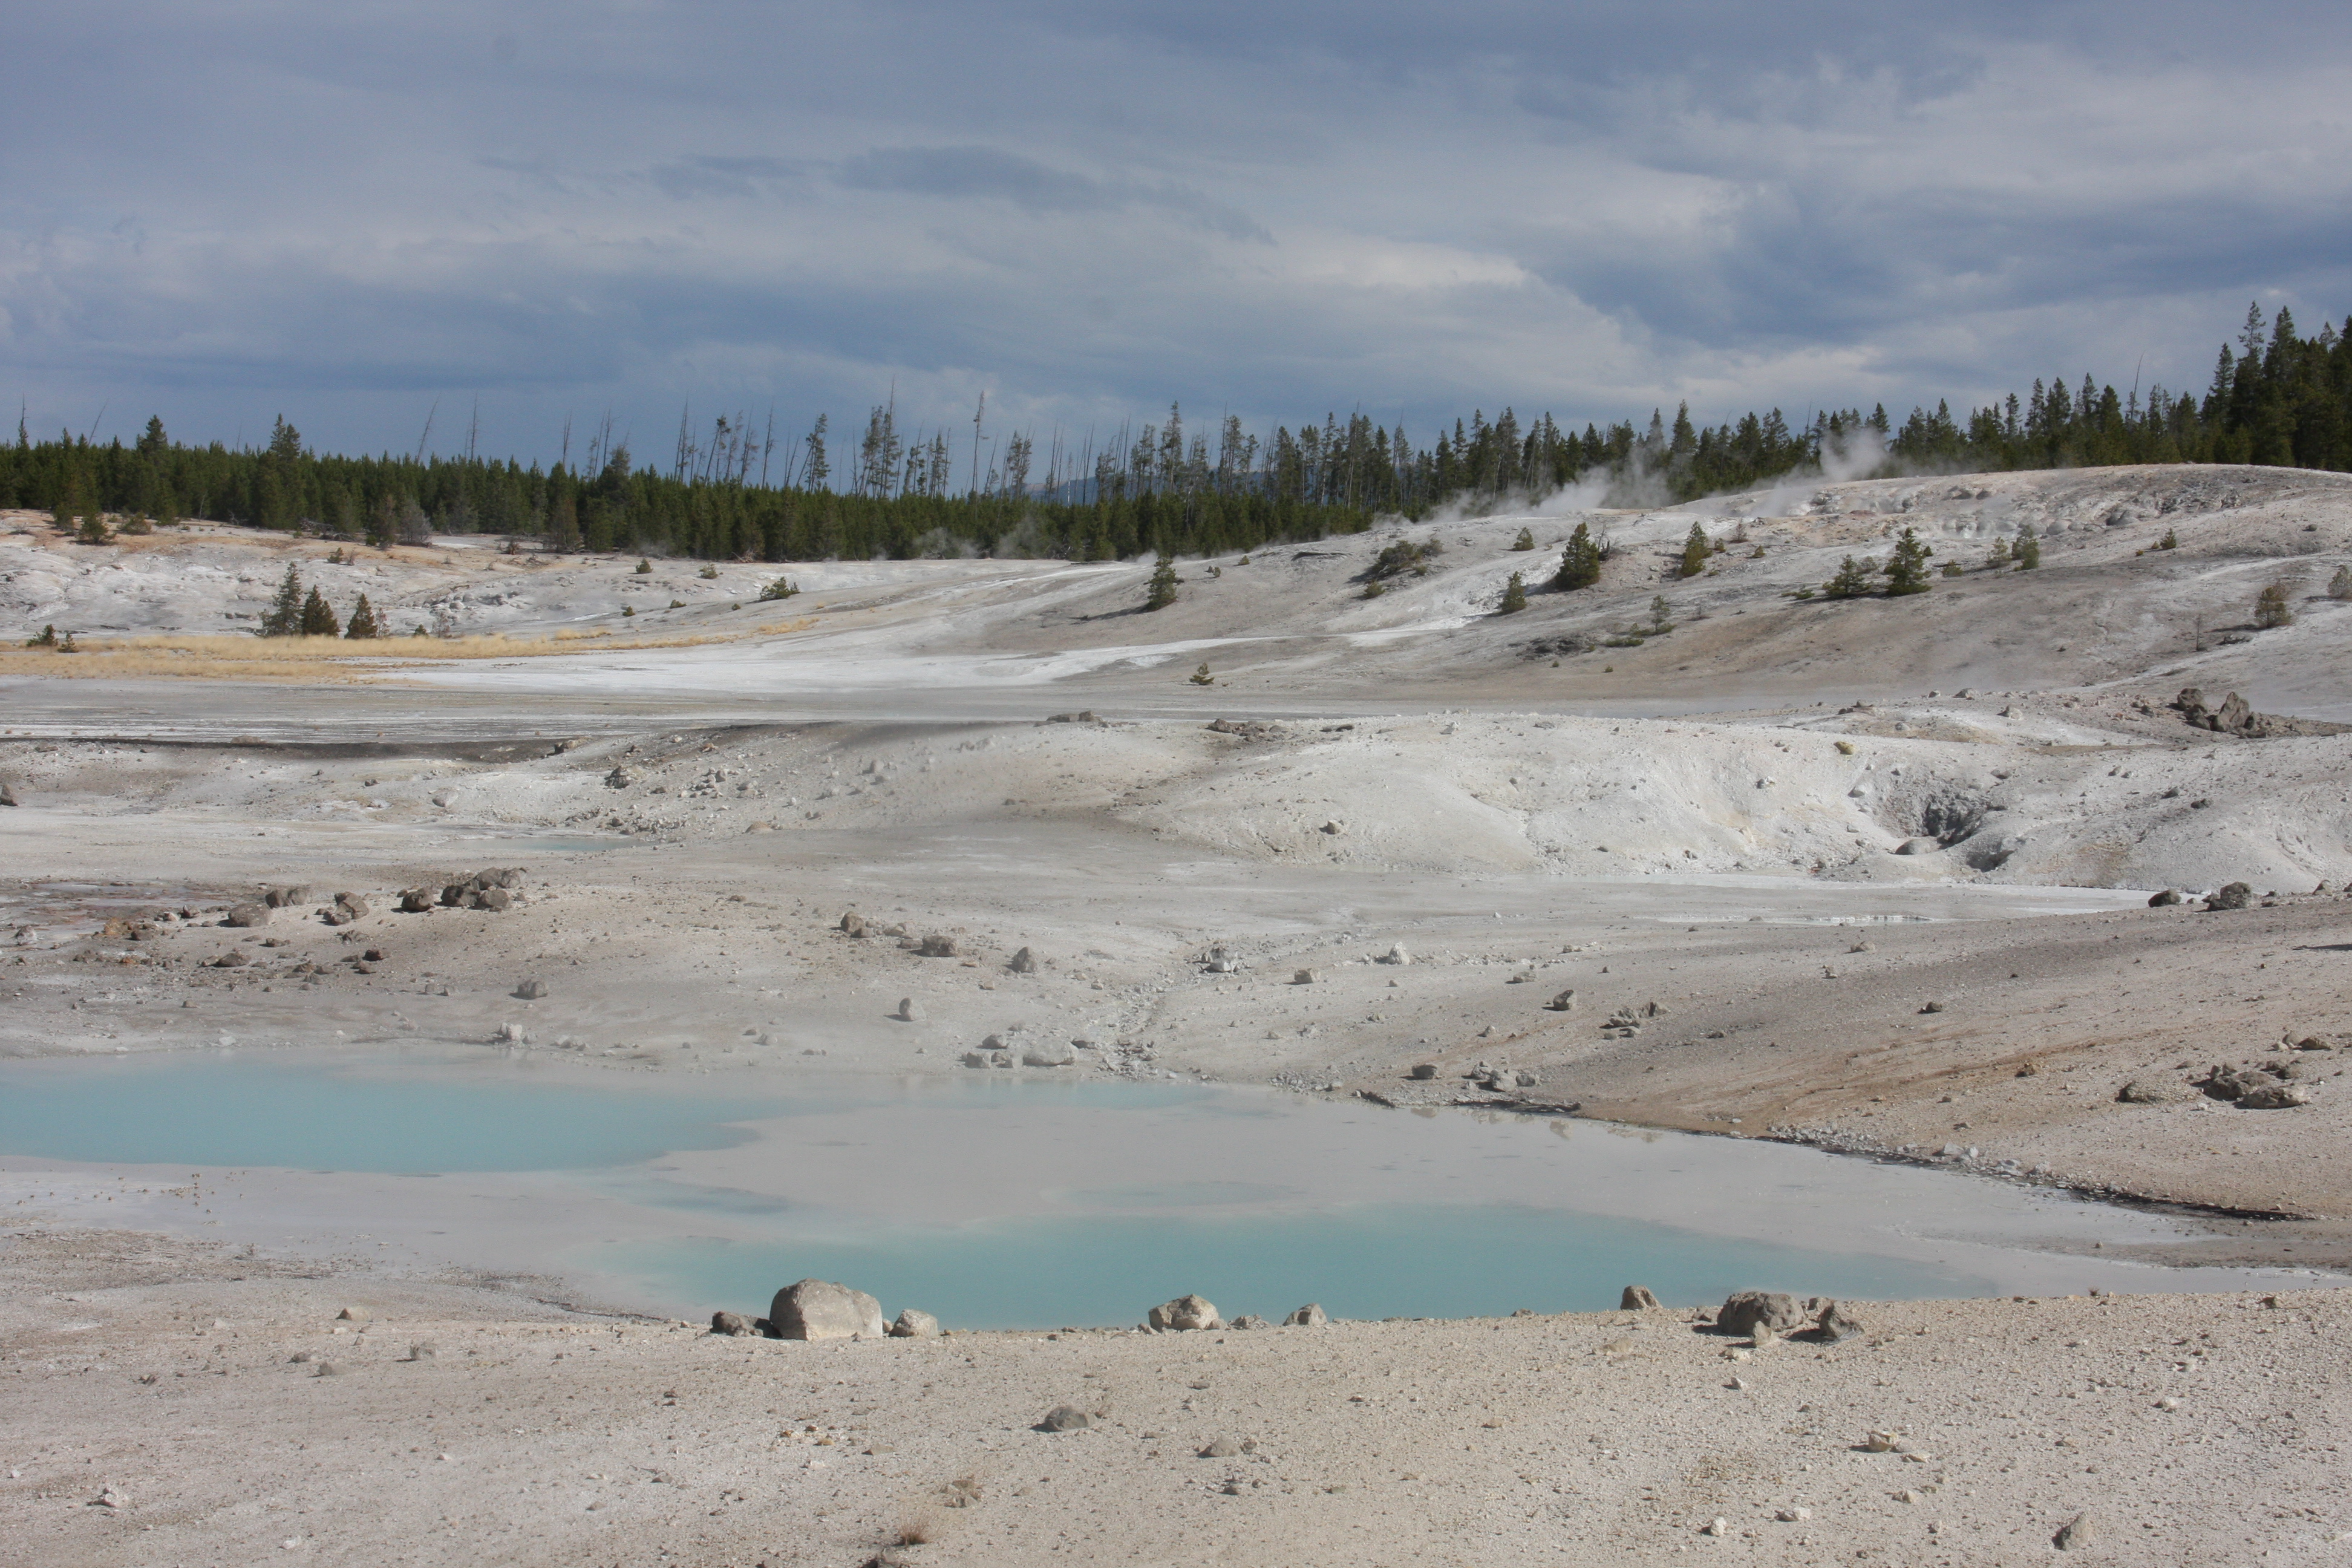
left=0, top=1051, right=2218, bottom=1327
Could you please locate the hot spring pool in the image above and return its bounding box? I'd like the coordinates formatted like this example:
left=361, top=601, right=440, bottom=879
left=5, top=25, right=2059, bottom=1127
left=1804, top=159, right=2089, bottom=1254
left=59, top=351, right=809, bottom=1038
left=0, top=1050, right=2308, bottom=1327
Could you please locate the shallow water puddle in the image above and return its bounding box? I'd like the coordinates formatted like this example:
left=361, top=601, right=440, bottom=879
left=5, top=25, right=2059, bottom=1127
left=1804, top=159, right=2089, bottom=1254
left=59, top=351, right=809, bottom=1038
left=0, top=1051, right=2316, bottom=1327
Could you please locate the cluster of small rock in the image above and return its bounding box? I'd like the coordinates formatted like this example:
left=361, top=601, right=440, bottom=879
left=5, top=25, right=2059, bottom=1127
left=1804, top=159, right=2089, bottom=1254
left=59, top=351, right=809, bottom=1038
left=396, top=867, right=523, bottom=913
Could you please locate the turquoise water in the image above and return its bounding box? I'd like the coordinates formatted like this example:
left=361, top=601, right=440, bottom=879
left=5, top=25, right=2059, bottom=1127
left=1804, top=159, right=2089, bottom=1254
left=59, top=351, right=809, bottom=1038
left=604, top=1207, right=1991, bottom=1329
left=0, top=1052, right=2160, bottom=1326
left=0, top=1053, right=782, bottom=1172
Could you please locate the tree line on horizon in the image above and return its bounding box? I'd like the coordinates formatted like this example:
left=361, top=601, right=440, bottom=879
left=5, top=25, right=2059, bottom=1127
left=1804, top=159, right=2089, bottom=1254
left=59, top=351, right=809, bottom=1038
left=2, top=302, right=2345, bottom=564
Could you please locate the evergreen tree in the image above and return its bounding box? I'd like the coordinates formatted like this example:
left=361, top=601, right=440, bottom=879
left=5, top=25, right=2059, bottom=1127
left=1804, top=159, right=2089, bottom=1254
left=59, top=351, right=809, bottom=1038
left=1884, top=528, right=1933, bottom=595
left=2254, top=581, right=2295, bottom=629
left=2016, top=532, right=2042, bottom=569
left=1679, top=521, right=1710, bottom=578
left=299, top=586, right=341, bottom=636
left=343, top=594, right=382, bottom=640
left=2328, top=565, right=2352, bottom=601
left=1553, top=522, right=1601, bottom=590
left=1648, top=594, right=1672, bottom=631
left=1510, top=526, right=1535, bottom=551
left=1145, top=554, right=1180, bottom=610
left=260, top=564, right=304, bottom=636
left=1498, top=571, right=1527, bottom=613
left=1823, top=557, right=1876, bottom=599
left=77, top=503, right=111, bottom=546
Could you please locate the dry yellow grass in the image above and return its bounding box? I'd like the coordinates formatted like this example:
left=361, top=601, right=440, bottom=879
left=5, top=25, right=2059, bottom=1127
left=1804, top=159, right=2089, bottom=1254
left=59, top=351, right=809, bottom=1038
left=0, top=621, right=816, bottom=682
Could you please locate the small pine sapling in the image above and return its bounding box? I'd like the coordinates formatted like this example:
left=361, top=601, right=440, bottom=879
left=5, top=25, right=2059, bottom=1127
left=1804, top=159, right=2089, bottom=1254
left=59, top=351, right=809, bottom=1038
left=1984, top=535, right=2011, bottom=569
left=698, top=563, right=719, bottom=579
left=2329, top=564, right=2352, bottom=600
left=1145, top=554, right=1180, bottom=610
left=2253, top=581, right=2295, bottom=629
left=1679, top=522, right=1710, bottom=579
left=758, top=576, right=799, bottom=601
left=1553, top=522, right=1601, bottom=590
left=77, top=507, right=112, bottom=546
left=25, top=624, right=57, bottom=647
left=2016, top=532, right=2041, bottom=569
left=2158, top=528, right=2178, bottom=550
left=343, top=595, right=382, bottom=640
left=1189, top=662, right=1215, bottom=686
left=635, top=558, right=653, bottom=575
left=260, top=564, right=304, bottom=636
left=1648, top=594, right=1673, bottom=632
left=1883, top=527, right=1933, bottom=595
left=1823, top=557, right=1875, bottom=599
left=1510, top=527, right=1535, bottom=552
left=1498, top=572, right=1527, bottom=613
left=298, top=586, right=341, bottom=637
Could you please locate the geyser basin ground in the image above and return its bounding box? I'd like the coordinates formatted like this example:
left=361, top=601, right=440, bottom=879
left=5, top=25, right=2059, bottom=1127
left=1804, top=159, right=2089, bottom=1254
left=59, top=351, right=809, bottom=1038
left=0, top=1049, right=2310, bottom=1327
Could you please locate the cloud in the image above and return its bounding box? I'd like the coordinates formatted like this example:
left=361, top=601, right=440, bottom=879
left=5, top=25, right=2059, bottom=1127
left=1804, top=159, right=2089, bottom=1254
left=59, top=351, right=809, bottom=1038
left=0, top=1, right=2345, bottom=465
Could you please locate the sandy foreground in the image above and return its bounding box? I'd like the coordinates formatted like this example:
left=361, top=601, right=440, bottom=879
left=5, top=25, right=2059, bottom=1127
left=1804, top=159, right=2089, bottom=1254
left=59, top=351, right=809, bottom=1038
left=3, top=462, right=2351, bottom=1563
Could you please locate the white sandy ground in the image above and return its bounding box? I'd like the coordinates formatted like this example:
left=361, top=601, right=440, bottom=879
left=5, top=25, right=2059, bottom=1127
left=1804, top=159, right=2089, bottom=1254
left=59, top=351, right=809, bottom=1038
left=2, top=462, right=2351, bottom=1563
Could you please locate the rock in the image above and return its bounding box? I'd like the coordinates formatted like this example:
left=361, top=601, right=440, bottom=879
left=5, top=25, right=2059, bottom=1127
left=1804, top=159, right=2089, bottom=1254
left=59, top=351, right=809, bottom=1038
left=1919, top=1000, right=1945, bottom=1014
left=1283, top=1302, right=1327, bottom=1327
left=2198, top=1062, right=2281, bottom=1101
left=1199, top=1437, right=1240, bottom=1458
left=0, top=782, right=17, bottom=807
left=1863, top=1429, right=1900, bottom=1452
left=1037, top=1405, right=1093, bottom=1432
left=2205, top=881, right=2253, bottom=912
left=1229, top=1314, right=1269, bottom=1329
left=475, top=887, right=512, bottom=912
left=1775, top=1507, right=1811, bottom=1523
left=1546, top=988, right=1576, bottom=1011
left=224, top=902, right=272, bottom=928
left=960, top=1050, right=993, bottom=1068
left=889, top=1308, right=939, bottom=1339
left=1021, top=1040, right=1076, bottom=1067
left=1895, top=837, right=1938, bottom=855
left=512, top=978, right=547, bottom=1000
left=840, top=912, right=866, bottom=936
left=91, top=1486, right=128, bottom=1510
left=2148, top=889, right=2185, bottom=906
left=491, top=1022, right=527, bottom=1044
left=1409, top=1063, right=1439, bottom=1080
left=917, top=934, right=956, bottom=958
left=211, top=950, right=250, bottom=968
left=1378, top=944, right=1410, bottom=965
left=2239, top=1080, right=2311, bottom=1109
left=1321, top=820, right=1345, bottom=835
left=1008, top=946, right=1038, bottom=973
left=323, top=893, right=368, bottom=926
left=767, top=1278, right=885, bottom=1341
left=397, top=888, right=436, bottom=913
left=1700, top=1517, right=1728, bottom=1537
left=895, top=998, right=923, bottom=1022
left=1147, top=1294, right=1221, bottom=1331
left=1716, top=1290, right=1805, bottom=1338
left=1619, top=1285, right=1661, bottom=1310
left=1292, top=968, right=1317, bottom=984
left=2117, top=1077, right=2193, bottom=1104
left=2053, top=1512, right=2096, bottom=1550
left=1811, top=1301, right=1866, bottom=1342
left=604, top=765, right=633, bottom=788
left=710, top=1311, right=757, bottom=1337
left=337, top=1306, right=370, bottom=1322
left=313, top=1361, right=346, bottom=1376
left=263, top=885, right=310, bottom=908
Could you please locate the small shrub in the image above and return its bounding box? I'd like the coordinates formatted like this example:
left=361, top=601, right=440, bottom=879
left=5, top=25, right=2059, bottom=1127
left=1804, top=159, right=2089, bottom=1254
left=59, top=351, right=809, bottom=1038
left=56, top=631, right=78, bottom=653
left=344, top=595, right=382, bottom=640
left=1939, top=561, right=1964, bottom=577
left=1361, top=580, right=1386, bottom=599
left=259, top=564, right=304, bottom=637
left=1883, top=527, right=1933, bottom=595
left=2158, top=528, right=2178, bottom=550
left=26, top=624, right=57, bottom=647
left=1648, top=594, right=1673, bottom=632
left=78, top=509, right=113, bottom=546
left=118, top=514, right=152, bottom=536
left=1365, top=537, right=1442, bottom=583
left=1189, top=662, right=1214, bottom=686
left=698, top=563, right=718, bottom=579
left=1748, top=544, right=1765, bottom=559
left=1145, top=554, right=1180, bottom=610
left=758, top=576, right=799, bottom=601
left=634, top=558, right=653, bottom=575
left=2253, top=581, right=2295, bottom=629
left=2015, top=532, right=2041, bottom=569
left=298, top=586, right=341, bottom=637
left=1984, top=535, right=2011, bottom=569
left=667, top=598, right=684, bottom=609
left=1510, top=527, right=1535, bottom=551
left=621, top=606, right=635, bottom=618
left=1498, top=572, right=1527, bottom=613
left=2327, top=564, right=2351, bottom=600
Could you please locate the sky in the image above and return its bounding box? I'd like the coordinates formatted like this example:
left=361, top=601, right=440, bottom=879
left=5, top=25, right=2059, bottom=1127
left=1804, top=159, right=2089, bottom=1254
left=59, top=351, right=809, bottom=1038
left=4, top=1, right=2349, bottom=475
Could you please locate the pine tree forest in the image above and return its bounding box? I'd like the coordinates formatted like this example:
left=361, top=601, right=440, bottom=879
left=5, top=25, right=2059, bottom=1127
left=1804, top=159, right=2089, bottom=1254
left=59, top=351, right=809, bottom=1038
left=3, top=304, right=2347, bottom=565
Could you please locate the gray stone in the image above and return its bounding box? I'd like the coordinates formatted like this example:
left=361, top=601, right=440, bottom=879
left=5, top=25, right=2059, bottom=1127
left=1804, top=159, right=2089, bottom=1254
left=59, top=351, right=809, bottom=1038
left=1409, top=1063, right=1439, bottom=1080
left=710, top=1311, right=756, bottom=1337
left=0, top=782, right=17, bottom=807
left=337, top=1306, right=370, bottom=1322
left=1200, top=1437, right=1240, bottom=1458
left=2238, top=1080, right=2311, bottom=1109
left=1283, top=1302, right=1327, bottom=1327
left=264, top=886, right=310, bottom=908
left=2148, top=889, right=2185, bottom=906
left=224, top=902, right=272, bottom=928
left=1895, top=837, right=1938, bottom=856
left=2053, top=1513, right=2096, bottom=1551
left=1811, top=1301, right=1866, bottom=1342
left=1717, top=1290, right=1805, bottom=1338
left=917, top=933, right=957, bottom=958
left=512, top=978, right=547, bottom=1000
left=1620, top=1285, right=1661, bottom=1310
left=1147, top=1294, right=1221, bottom=1331
left=1037, top=1405, right=1093, bottom=1432
left=960, top=1051, right=992, bottom=1068
left=475, top=886, right=512, bottom=912
left=1292, top=969, right=1318, bottom=985
left=1229, top=1314, right=1270, bottom=1329
left=889, top=1308, right=939, bottom=1339
left=1008, top=946, right=1038, bottom=973
left=323, top=893, right=368, bottom=926
left=839, top=912, right=866, bottom=936
left=2200, top=1063, right=2279, bottom=1101
left=398, top=888, right=436, bottom=913
left=2117, top=1077, right=2193, bottom=1104
left=211, top=950, right=250, bottom=969
left=1378, top=944, right=1411, bottom=965
left=2205, top=881, right=2253, bottom=912
left=1546, top=988, right=1576, bottom=1011
left=895, top=998, right=923, bottom=1022
left=767, top=1278, right=885, bottom=1341
left=1021, top=1040, right=1077, bottom=1067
